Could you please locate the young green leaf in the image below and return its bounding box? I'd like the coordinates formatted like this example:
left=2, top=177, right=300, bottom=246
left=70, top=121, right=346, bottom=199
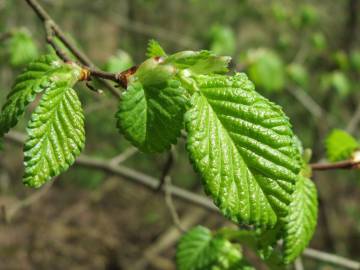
left=146, top=39, right=167, bottom=58
left=246, top=49, right=285, bottom=93
left=8, top=29, right=39, bottom=67
left=23, top=64, right=84, bottom=188
left=208, top=24, right=236, bottom=56
left=176, top=226, right=254, bottom=270
left=185, top=73, right=301, bottom=227
left=326, top=129, right=359, bottom=162
left=166, top=50, right=231, bottom=75
left=116, top=77, right=187, bottom=153
left=0, top=54, right=61, bottom=137
left=283, top=174, right=318, bottom=263
left=104, top=50, right=134, bottom=73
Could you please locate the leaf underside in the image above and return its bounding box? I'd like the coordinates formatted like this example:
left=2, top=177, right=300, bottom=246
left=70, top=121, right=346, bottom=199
left=117, top=77, right=187, bottom=153
left=23, top=82, right=85, bottom=188
left=185, top=73, right=301, bottom=227
left=0, top=54, right=59, bottom=137
left=283, top=175, right=318, bottom=263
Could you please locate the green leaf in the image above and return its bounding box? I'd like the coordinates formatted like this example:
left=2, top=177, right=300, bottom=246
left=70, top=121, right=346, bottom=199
left=286, top=64, right=308, bottom=88
left=136, top=58, right=176, bottom=86
left=185, top=73, right=301, bottom=227
left=104, top=50, right=134, bottom=73
left=311, top=32, right=327, bottom=51
left=283, top=174, right=318, bottom=263
left=246, top=49, right=285, bottom=93
left=166, top=50, right=231, bottom=75
left=8, top=28, right=39, bottom=67
left=326, top=129, right=359, bottom=162
left=116, top=77, right=187, bottom=153
left=146, top=39, right=167, bottom=58
left=176, top=226, right=254, bottom=270
left=209, top=24, right=236, bottom=56
left=350, top=50, right=360, bottom=72
left=0, top=54, right=62, bottom=137
left=23, top=64, right=84, bottom=188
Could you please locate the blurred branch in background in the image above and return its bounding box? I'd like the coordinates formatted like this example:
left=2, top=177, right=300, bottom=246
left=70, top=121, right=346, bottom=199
left=4, top=130, right=360, bottom=269
left=24, top=0, right=122, bottom=98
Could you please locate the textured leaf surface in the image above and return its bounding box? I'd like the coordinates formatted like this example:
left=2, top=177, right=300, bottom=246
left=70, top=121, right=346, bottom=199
left=176, top=226, right=253, bottom=270
left=326, top=129, right=359, bottom=161
left=23, top=82, right=84, bottom=188
left=185, top=73, right=301, bottom=227
left=0, top=54, right=61, bottom=137
left=283, top=174, right=318, bottom=263
left=117, top=77, right=187, bottom=153
left=146, top=39, right=167, bottom=58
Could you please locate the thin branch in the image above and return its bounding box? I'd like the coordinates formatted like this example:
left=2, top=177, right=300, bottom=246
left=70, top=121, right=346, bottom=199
left=4, top=131, right=360, bottom=269
left=24, top=0, right=122, bottom=98
left=286, top=87, right=324, bottom=119
left=164, top=176, right=185, bottom=232
left=294, top=257, right=304, bottom=270
left=157, top=150, right=175, bottom=191
left=303, top=248, right=360, bottom=270
left=310, top=159, right=360, bottom=171
left=44, top=20, right=71, bottom=62
left=2, top=181, right=53, bottom=223
left=109, top=147, right=138, bottom=166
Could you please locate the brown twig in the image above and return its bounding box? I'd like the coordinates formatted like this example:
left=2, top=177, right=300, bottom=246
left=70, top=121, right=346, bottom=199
left=25, top=0, right=125, bottom=98
left=310, top=159, right=360, bottom=171
left=157, top=150, right=175, bottom=191
left=4, top=130, right=360, bottom=269
left=164, top=176, right=185, bottom=232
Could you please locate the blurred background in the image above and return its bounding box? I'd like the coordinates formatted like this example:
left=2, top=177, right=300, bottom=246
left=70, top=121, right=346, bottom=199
left=0, top=0, right=359, bottom=269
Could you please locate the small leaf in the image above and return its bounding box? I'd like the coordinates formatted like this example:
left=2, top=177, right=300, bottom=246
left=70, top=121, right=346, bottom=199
left=8, top=28, right=39, bottom=67
left=326, top=129, right=359, bottom=162
left=209, top=24, right=236, bottom=56
left=136, top=58, right=176, bottom=86
left=287, top=64, right=308, bottom=88
left=0, top=54, right=62, bottom=137
left=246, top=49, right=285, bottom=93
left=311, top=32, right=327, bottom=51
left=104, top=50, right=134, bottom=73
left=166, top=50, right=231, bottom=74
left=185, top=73, right=301, bottom=227
left=23, top=64, right=84, bottom=188
left=146, top=39, right=167, bottom=58
left=283, top=173, right=318, bottom=263
left=176, top=226, right=254, bottom=270
left=116, top=77, right=187, bottom=153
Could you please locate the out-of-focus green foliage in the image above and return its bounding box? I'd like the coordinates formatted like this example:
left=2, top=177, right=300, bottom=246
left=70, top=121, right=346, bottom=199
left=208, top=24, right=236, bottom=56
left=244, top=49, right=285, bottom=93
left=326, top=129, right=359, bottom=162
left=350, top=50, right=360, bottom=72
left=287, top=63, right=309, bottom=88
left=104, top=50, right=134, bottom=72
left=321, top=71, right=351, bottom=97
left=8, top=28, right=38, bottom=67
